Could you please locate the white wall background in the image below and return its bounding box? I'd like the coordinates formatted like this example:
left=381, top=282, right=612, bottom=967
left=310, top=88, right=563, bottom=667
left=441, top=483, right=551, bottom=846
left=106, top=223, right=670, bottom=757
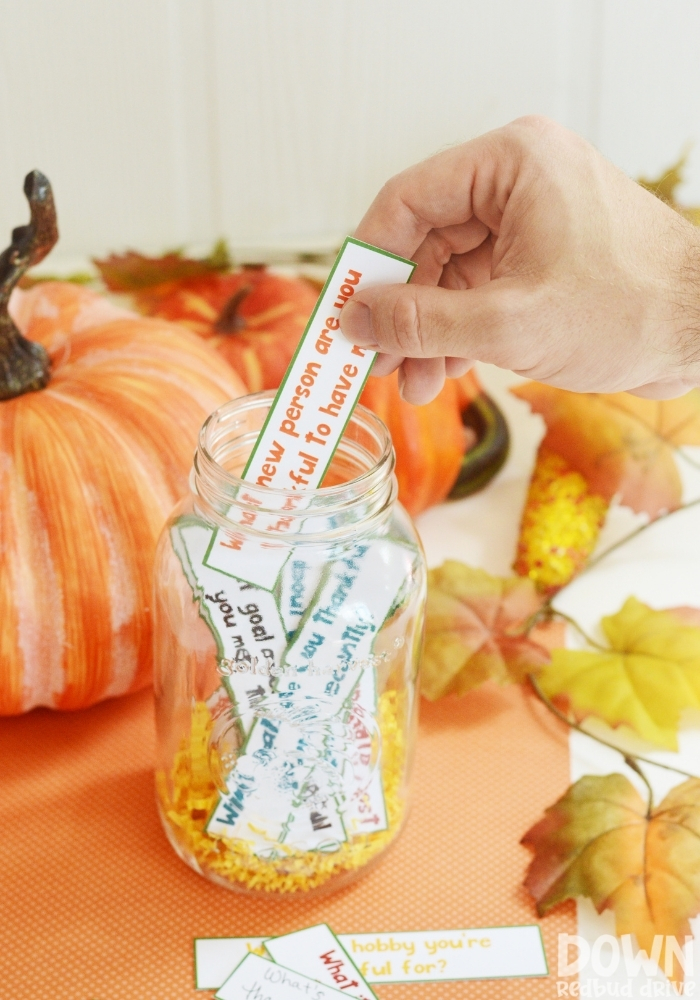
left=1, top=0, right=700, bottom=266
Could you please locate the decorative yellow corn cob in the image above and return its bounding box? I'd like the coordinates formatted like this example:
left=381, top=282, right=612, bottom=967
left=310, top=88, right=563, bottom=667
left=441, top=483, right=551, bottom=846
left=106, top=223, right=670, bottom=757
left=514, top=448, right=608, bottom=593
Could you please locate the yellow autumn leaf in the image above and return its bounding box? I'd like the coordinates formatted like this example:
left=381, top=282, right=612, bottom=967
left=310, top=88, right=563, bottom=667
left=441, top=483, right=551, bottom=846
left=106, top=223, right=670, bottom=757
left=422, top=561, right=564, bottom=700
left=539, top=597, right=700, bottom=749
left=523, top=773, right=700, bottom=983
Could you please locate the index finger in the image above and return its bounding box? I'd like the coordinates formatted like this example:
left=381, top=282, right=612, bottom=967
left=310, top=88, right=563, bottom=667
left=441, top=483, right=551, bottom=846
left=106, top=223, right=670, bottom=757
left=353, top=125, right=519, bottom=259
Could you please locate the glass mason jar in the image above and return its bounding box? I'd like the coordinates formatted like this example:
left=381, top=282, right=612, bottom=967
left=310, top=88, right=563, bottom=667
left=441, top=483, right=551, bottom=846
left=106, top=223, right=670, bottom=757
left=153, top=391, right=426, bottom=896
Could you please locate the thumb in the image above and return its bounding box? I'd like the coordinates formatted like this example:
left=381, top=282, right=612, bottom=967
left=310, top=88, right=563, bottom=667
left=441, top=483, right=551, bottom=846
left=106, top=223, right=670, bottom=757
left=339, top=281, right=514, bottom=364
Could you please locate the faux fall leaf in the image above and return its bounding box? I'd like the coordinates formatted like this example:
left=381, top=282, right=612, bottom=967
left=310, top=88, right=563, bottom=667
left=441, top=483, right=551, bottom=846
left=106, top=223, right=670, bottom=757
left=511, top=383, right=700, bottom=518
left=638, top=151, right=700, bottom=227
left=539, top=597, right=700, bottom=750
left=422, top=561, right=564, bottom=700
left=93, top=239, right=232, bottom=292
left=522, top=774, right=700, bottom=982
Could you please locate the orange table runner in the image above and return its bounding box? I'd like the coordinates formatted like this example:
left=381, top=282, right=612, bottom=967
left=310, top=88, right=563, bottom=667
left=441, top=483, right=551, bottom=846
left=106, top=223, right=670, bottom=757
left=0, top=683, right=574, bottom=999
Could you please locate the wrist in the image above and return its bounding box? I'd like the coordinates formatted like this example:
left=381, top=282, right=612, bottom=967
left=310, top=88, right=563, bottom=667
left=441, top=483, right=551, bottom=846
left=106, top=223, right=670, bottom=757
left=668, top=222, right=700, bottom=388
left=635, top=219, right=700, bottom=399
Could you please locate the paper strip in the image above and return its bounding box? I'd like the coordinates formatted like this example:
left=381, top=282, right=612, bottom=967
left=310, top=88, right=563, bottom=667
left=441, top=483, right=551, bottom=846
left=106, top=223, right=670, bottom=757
left=194, top=937, right=268, bottom=990
left=337, top=926, right=549, bottom=983
left=279, top=538, right=414, bottom=702
left=195, top=926, right=548, bottom=989
left=278, top=554, right=326, bottom=639
left=265, top=923, right=377, bottom=1000
left=243, top=237, right=415, bottom=491
left=172, top=519, right=286, bottom=735
left=204, top=525, right=290, bottom=593
left=215, top=952, right=349, bottom=1000
left=340, top=669, right=388, bottom=836
left=205, top=715, right=348, bottom=852
left=199, top=237, right=414, bottom=593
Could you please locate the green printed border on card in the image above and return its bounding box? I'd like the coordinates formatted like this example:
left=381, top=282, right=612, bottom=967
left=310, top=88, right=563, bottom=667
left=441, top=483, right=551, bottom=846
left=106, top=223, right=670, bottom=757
left=171, top=515, right=258, bottom=745
left=171, top=516, right=223, bottom=659
left=242, top=236, right=415, bottom=482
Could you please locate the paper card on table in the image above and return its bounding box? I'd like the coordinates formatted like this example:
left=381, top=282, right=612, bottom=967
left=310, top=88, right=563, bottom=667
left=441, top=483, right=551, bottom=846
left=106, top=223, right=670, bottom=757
left=265, top=923, right=377, bottom=1000
left=194, top=937, right=268, bottom=990
left=195, top=925, right=548, bottom=989
left=337, top=926, right=548, bottom=983
left=215, top=952, right=349, bottom=1000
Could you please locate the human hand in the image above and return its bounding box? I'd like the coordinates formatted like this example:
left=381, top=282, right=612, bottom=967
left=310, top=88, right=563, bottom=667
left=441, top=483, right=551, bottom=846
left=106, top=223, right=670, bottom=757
left=340, top=116, right=700, bottom=404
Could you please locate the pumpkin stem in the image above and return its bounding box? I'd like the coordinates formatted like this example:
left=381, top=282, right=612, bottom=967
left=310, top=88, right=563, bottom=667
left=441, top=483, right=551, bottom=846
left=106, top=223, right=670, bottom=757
left=0, top=171, right=58, bottom=399
left=215, top=285, right=252, bottom=334
left=448, top=393, right=510, bottom=500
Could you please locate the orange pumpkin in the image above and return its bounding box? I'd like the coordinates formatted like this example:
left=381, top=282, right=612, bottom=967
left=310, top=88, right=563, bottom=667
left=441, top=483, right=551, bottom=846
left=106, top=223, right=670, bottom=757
left=1, top=174, right=245, bottom=715
left=359, top=371, right=466, bottom=515
left=96, top=258, right=320, bottom=393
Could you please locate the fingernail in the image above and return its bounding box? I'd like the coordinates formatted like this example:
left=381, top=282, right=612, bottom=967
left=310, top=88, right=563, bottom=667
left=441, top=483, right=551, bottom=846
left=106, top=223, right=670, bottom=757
left=339, top=301, right=378, bottom=348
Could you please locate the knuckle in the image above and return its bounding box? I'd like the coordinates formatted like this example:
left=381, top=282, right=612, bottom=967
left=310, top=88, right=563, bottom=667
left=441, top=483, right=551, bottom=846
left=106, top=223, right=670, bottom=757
left=376, top=173, right=409, bottom=212
left=507, top=116, right=596, bottom=181
left=380, top=173, right=403, bottom=199
left=505, top=115, right=568, bottom=161
left=510, top=114, right=558, bottom=137
left=391, top=290, right=425, bottom=355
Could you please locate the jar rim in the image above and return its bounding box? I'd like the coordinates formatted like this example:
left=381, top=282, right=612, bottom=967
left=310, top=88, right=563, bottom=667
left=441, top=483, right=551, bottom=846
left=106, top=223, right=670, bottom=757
left=192, top=390, right=396, bottom=529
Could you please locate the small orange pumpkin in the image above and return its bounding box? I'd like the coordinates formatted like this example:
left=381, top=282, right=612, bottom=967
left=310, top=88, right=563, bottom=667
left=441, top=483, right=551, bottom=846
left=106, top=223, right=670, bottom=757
left=1, top=174, right=245, bottom=715
left=96, top=255, right=320, bottom=393
left=359, top=371, right=466, bottom=515
left=144, top=270, right=319, bottom=393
